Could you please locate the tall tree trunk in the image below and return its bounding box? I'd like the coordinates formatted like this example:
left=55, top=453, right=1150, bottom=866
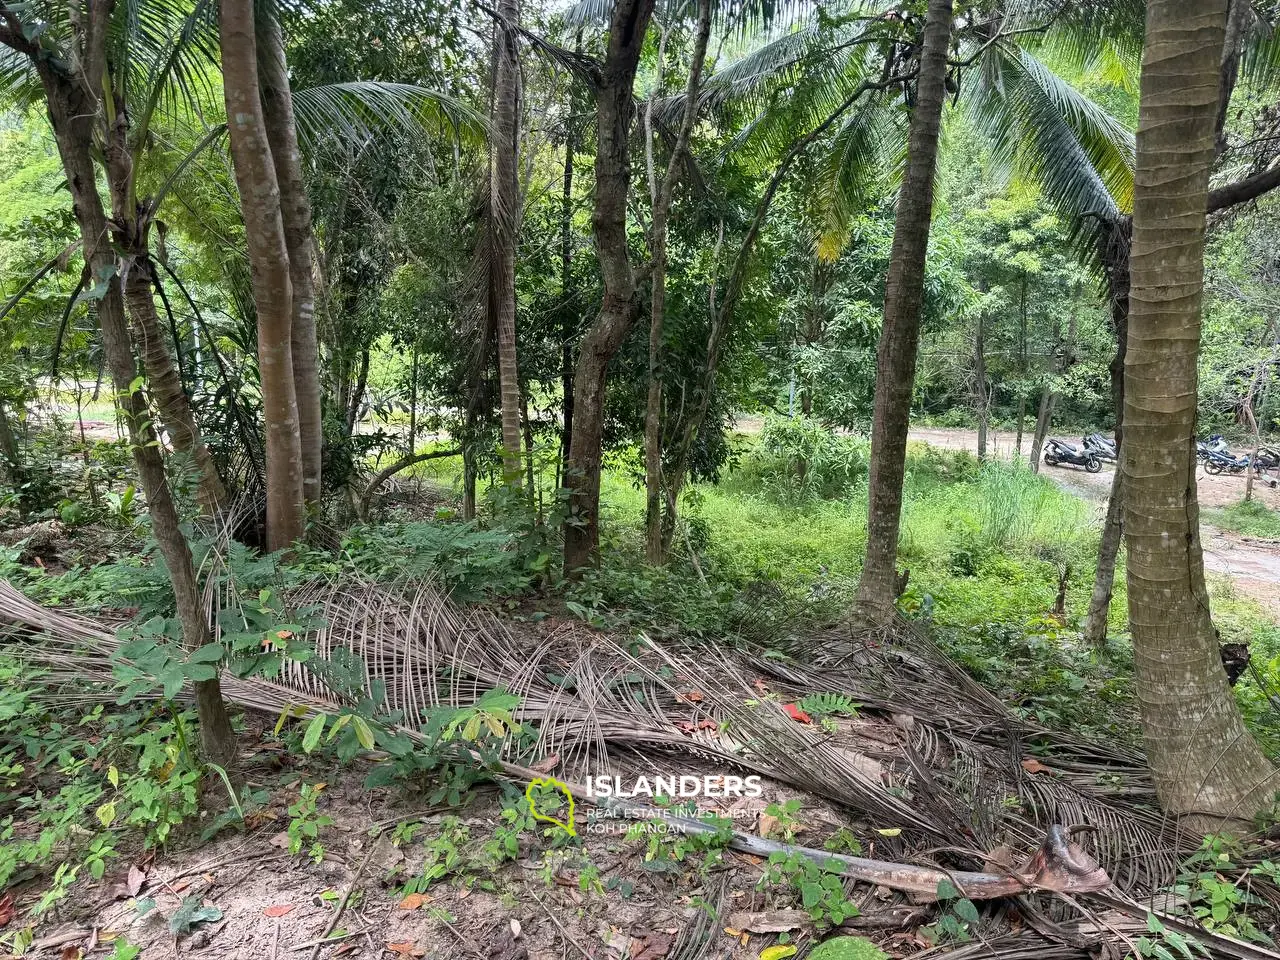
left=1015, top=273, right=1028, bottom=454
left=258, top=12, right=323, bottom=508
left=563, top=0, right=657, bottom=573
left=98, top=98, right=225, bottom=514
left=491, top=0, right=524, bottom=485
left=975, top=313, right=988, bottom=462
left=1125, top=0, right=1274, bottom=822
left=644, top=0, right=712, bottom=565
left=559, top=129, right=577, bottom=476
left=855, top=0, right=954, bottom=617
left=122, top=263, right=226, bottom=511
left=1083, top=219, right=1131, bottom=645
left=220, top=0, right=305, bottom=553
left=34, top=63, right=235, bottom=766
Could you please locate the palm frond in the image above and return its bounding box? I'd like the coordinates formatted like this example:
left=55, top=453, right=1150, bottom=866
left=966, top=42, right=1133, bottom=230
left=292, top=81, right=486, bottom=152
left=813, top=101, right=904, bottom=259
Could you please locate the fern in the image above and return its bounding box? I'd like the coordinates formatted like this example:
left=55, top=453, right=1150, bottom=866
left=797, top=692, right=860, bottom=718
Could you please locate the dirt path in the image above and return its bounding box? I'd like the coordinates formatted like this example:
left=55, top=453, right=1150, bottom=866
left=908, top=426, right=1280, bottom=614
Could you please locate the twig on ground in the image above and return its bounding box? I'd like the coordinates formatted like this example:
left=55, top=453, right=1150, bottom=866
left=288, top=928, right=369, bottom=952
left=308, top=845, right=376, bottom=960
left=527, top=887, right=596, bottom=960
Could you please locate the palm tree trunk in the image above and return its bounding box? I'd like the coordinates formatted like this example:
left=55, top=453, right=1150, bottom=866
left=563, top=0, right=657, bottom=573
left=491, top=0, right=524, bottom=487
left=220, top=0, right=306, bottom=552
left=258, top=13, right=323, bottom=508
left=855, top=0, right=954, bottom=617
left=1083, top=218, right=1131, bottom=645
left=36, top=62, right=235, bottom=767
left=1015, top=274, right=1027, bottom=454
left=1124, top=0, right=1273, bottom=822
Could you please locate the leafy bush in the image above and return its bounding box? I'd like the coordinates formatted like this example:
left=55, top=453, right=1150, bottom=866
left=735, top=415, right=869, bottom=503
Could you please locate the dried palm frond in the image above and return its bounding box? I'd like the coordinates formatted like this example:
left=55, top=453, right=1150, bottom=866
left=0, top=578, right=1190, bottom=902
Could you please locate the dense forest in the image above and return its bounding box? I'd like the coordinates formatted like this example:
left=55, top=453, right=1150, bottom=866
left=1, top=0, right=1280, bottom=957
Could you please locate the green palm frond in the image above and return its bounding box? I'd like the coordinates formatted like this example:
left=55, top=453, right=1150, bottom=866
left=999, top=0, right=1145, bottom=75
left=966, top=42, right=1133, bottom=225
left=1241, top=6, right=1280, bottom=92
left=291, top=81, right=487, bottom=151
left=563, top=0, right=811, bottom=38
left=814, top=101, right=903, bottom=260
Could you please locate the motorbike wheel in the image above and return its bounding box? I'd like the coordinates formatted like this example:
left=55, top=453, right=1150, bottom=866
left=1205, top=460, right=1224, bottom=475
left=1044, top=454, right=1059, bottom=466
left=1084, top=457, right=1102, bottom=473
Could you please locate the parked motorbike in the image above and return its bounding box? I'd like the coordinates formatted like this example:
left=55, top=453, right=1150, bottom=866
left=1043, top=438, right=1102, bottom=473
left=1203, top=449, right=1251, bottom=475
left=1083, top=433, right=1117, bottom=462
left=1197, top=435, right=1230, bottom=461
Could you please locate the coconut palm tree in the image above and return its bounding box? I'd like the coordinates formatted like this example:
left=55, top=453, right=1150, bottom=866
left=1124, top=0, right=1274, bottom=822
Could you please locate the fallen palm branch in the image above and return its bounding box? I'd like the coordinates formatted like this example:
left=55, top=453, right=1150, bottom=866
left=356, top=448, right=462, bottom=522
left=0, top=578, right=1186, bottom=905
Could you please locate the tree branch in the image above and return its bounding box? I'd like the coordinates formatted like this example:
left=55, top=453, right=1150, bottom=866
left=1207, top=163, right=1280, bottom=213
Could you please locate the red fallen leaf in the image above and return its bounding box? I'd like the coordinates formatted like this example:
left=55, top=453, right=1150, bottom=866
left=263, top=904, right=295, bottom=917
left=676, top=721, right=696, bottom=734
left=697, top=720, right=717, bottom=731
left=334, top=945, right=359, bottom=957
left=0, top=892, right=13, bottom=927
left=783, top=704, right=812, bottom=724
left=681, top=690, right=705, bottom=703
left=1020, top=758, right=1050, bottom=774
left=629, top=931, right=675, bottom=960
left=530, top=753, right=561, bottom=774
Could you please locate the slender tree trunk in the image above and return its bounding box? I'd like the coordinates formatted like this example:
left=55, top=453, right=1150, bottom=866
left=0, top=399, right=27, bottom=511
left=491, top=0, right=524, bottom=485
left=220, top=0, right=305, bottom=552
left=122, top=264, right=226, bottom=510
left=408, top=343, right=419, bottom=456
left=345, top=348, right=370, bottom=439
left=975, top=314, right=988, bottom=462
left=1029, top=387, right=1055, bottom=473
left=1084, top=219, right=1131, bottom=645
left=855, top=0, right=954, bottom=617
left=559, top=131, right=577, bottom=475
left=98, top=97, right=225, bottom=514
left=644, top=0, right=712, bottom=565
left=1015, top=273, right=1028, bottom=454
left=258, top=13, right=323, bottom=508
left=35, top=64, right=235, bottom=766
left=563, top=0, right=657, bottom=573
left=1125, top=0, right=1274, bottom=822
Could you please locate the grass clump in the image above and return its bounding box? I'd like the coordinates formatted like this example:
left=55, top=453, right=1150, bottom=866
left=1204, top=498, right=1280, bottom=539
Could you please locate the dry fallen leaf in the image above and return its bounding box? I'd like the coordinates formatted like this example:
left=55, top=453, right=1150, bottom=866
left=398, top=893, right=431, bottom=910
left=386, top=942, right=425, bottom=957
left=60, top=946, right=82, bottom=960
left=263, top=905, right=295, bottom=918
left=726, top=910, right=809, bottom=934
left=0, top=892, right=14, bottom=927
left=530, top=753, right=560, bottom=774
left=1021, top=758, right=1050, bottom=774
left=509, top=918, right=522, bottom=939
left=629, top=931, right=675, bottom=960
left=681, top=690, right=705, bottom=703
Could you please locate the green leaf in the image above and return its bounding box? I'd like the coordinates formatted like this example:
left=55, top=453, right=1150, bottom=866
left=96, top=800, right=117, bottom=827
left=953, top=899, right=980, bottom=925
left=351, top=716, right=376, bottom=751
left=168, top=895, right=223, bottom=935
left=807, top=936, right=890, bottom=960
left=301, top=714, right=327, bottom=754
left=936, top=878, right=959, bottom=901
left=188, top=644, right=225, bottom=664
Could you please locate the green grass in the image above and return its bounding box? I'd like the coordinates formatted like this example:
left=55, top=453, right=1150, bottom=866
left=1204, top=499, right=1280, bottom=539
